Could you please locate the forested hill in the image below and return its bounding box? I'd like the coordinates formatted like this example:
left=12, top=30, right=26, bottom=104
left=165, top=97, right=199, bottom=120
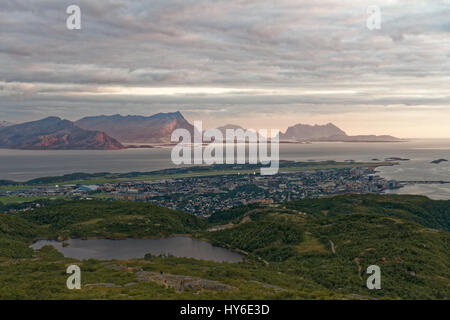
left=0, top=195, right=448, bottom=299
left=17, top=200, right=207, bottom=239
left=205, top=194, right=449, bottom=299
left=284, top=194, right=450, bottom=232
left=209, top=194, right=450, bottom=232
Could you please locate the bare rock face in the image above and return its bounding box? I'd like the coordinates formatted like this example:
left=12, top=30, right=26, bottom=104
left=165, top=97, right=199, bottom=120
left=76, top=111, right=196, bottom=144
left=215, top=124, right=263, bottom=142
left=0, top=117, right=124, bottom=150
left=279, top=122, right=403, bottom=142
left=280, top=123, right=347, bottom=141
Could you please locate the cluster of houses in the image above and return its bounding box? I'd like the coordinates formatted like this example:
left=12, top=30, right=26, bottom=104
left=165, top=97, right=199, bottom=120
left=1, top=166, right=398, bottom=216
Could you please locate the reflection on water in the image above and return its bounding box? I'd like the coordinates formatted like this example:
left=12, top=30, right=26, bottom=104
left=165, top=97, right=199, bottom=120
left=30, top=237, right=244, bottom=262
left=384, top=184, right=450, bottom=200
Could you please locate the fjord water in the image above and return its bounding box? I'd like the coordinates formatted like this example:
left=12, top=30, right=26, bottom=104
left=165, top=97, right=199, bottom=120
left=1, top=139, right=449, bottom=199
left=31, top=237, right=244, bottom=262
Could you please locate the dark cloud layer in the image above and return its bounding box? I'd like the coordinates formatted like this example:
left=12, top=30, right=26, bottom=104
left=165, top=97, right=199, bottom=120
left=0, top=0, right=449, bottom=137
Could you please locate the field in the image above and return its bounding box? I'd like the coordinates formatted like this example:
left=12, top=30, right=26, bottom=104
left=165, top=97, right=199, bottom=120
left=0, top=196, right=65, bottom=204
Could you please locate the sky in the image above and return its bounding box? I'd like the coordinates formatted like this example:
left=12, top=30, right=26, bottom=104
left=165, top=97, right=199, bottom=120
left=0, top=0, right=450, bottom=138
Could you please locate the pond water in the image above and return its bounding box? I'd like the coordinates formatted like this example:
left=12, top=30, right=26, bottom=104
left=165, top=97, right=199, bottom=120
left=30, top=236, right=243, bottom=262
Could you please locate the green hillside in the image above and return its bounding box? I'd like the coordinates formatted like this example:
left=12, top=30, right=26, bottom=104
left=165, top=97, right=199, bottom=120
left=17, top=200, right=207, bottom=239
left=205, top=207, right=450, bottom=299
left=285, top=194, right=449, bottom=231
left=0, top=195, right=448, bottom=299
left=0, top=214, right=39, bottom=258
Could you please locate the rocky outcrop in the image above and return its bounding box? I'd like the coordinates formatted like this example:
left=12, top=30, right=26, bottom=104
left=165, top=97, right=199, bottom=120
left=279, top=122, right=403, bottom=142
left=76, top=111, right=196, bottom=144
left=0, top=117, right=124, bottom=150
left=280, top=123, right=346, bottom=141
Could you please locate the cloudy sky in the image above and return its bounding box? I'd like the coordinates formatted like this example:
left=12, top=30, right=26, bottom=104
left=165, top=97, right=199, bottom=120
left=1, top=0, right=449, bottom=138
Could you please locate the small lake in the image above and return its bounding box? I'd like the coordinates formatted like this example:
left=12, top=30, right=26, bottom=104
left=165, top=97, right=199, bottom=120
left=30, top=236, right=244, bottom=263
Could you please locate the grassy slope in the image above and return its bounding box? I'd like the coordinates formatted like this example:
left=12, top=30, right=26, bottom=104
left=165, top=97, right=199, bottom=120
left=0, top=195, right=448, bottom=299
left=204, top=194, right=450, bottom=299
left=285, top=194, right=450, bottom=231
left=17, top=200, right=207, bottom=239
left=0, top=196, right=65, bottom=205
left=0, top=214, right=39, bottom=258
left=205, top=209, right=449, bottom=299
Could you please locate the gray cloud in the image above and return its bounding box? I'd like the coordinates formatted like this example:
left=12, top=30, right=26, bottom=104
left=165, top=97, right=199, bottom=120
left=0, top=0, right=449, bottom=137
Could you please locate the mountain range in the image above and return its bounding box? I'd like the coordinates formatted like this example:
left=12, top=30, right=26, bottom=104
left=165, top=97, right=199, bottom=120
left=280, top=122, right=346, bottom=140
left=279, top=123, right=403, bottom=142
left=0, top=117, right=123, bottom=150
left=0, top=112, right=403, bottom=150
left=214, top=124, right=264, bottom=142
left=76, top=112, right=196, bottom=144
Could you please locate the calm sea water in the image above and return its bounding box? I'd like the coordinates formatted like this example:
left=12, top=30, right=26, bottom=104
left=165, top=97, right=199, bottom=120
left=31, top=237, right=244, bottom=262
left=2, top=139, right=449, bottom=199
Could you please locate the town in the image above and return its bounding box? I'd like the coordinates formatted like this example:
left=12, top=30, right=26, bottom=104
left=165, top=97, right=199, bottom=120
left=1, top=165, right=399, bottom=216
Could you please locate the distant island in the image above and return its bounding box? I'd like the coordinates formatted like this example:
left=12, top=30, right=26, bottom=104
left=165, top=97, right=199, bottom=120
left=279, top=123, right=405, bottom=143
left=0, top=112, right=406, bottom=150
left=0, top=117, right=124, bottom=150
left=76, top=111, right=197, bottom=144
left=431, top=159, right=448, bottom=164
left=385, top=157, right=410, bottom=161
